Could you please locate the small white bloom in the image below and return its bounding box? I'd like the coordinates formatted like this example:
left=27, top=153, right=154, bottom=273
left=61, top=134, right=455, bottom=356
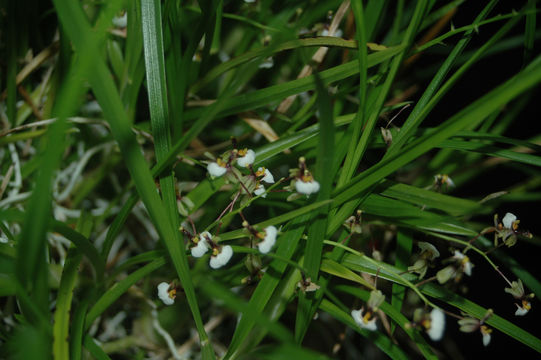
left=258, top=57, right=274, bottom=69
left=481, top=325, right=492, bottom=346
left=427, top=309, right=445, bottom=341
left=207, top=162, right=227, bottom=177
left=254, top=184, right=267, bottom=198
left=112, top=13, right=127, bottom=28
left=295, top=179, right=320, bottom=195
left=157, top=282, right=175, bottom=305
left=515, top=300, right=531, bottom=316
left=257, top=226, right=277, bottom=254
left=453, top=250, right=473, bottom=276
left=351, top=309, right=377, bottom=331
left=209, top=245, right=233, bottom=269
left=321, top=29, right=343, bottom=37
left=502, top=212, right=517, bottom=229
left=244, top=0, right=255, bottom=3
left=257, top=167, right=275, bottom=183
left=191, top=232, right=211, bottom=258
left=237, top=149, right=255, bottom=167
left=482, top=332, right=491, bottom=346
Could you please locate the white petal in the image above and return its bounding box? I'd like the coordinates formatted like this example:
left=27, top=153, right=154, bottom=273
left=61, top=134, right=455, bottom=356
left=502, top=212, right=517, bottom=229
left=257, top=239, right=274, bottom=254
left=112, top=13, right=127, bottom=28
left=258, top=57, right=274, bottom=69
left=200, top=231, right=212, bottom=241
left=419, top=242, right=440, bottom=259
left=257, top=226, right=277, bottom=253
left=191, top=240, right=209, bottom=258
left=463, top=261, right=473, bottom=276
left=482, top=332, right=491, bottom=346
left=207, top=162, right=227, bottom=177
left=351, top=309, right=377, bottom=331
left=427, top=309, right=445, bottom=341
left=295, top=180, right=320, bottom=195
left=259, top=168, right=275, bottom=183
left=254, top=184, right=267, bottom=198
left=237, top=149, right=255, bottom=167
left=157, top=282, right=174, bottom=305
left=209, top=245, right=233, bottom=269
left=515, top=305, right=529, bottom=316
left=264, top=226, right=277, bottom=242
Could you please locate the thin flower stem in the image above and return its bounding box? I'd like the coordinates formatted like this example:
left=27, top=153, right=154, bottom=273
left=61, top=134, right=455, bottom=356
left=415, top=275, right=437, bottom=287
left=441, top=308, right=464, bottom=320
left=229, top=168, right=252, bottom=196
left=494, top=266, right=513, bottom=287
left=426, top=231, right=515, bottom=287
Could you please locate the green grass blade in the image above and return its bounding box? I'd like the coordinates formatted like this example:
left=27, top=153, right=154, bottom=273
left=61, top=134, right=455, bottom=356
left=421, top=282, right=541, bottom=353
left=390, top=230, right=413, bottom=334
left=295, top=73, right=335, bottom=342
left=332, top=56, right=541, bottom=213
left=182, top=45, right=405, bottom=123
left=140, top=1, right=213, bottom=352
left=218, top=200, right=332, bottom=241
left=190, top=37, right=357, bottom=94
left=253, top=343, right=332, bottom=360
left=52, top=215, right=91, bottom=360
left=388, top=1, right=520, bottom=155
left=438, top=139, right=541, bottom=167
left=334, top=285, right=437, bottom=359
left=524, top=0, right=537, bottom=63
left=85, top=257, right=166, bottom=328
left=376, top=181, right=485, bottom=216
left=70, top=290, right=92, bottom=360
left=319, top=299, right=409, bottom=360
left=224, top=216, right=308, bottom=359
left=338, top=0, right=367, bottom=186
left=83, top=336, right=112, bottom=360
left=343, top=0, right=428, bottom=185
left=201, top=278, right=294, bottom=343
left=340, top=252, right=541, bottom=353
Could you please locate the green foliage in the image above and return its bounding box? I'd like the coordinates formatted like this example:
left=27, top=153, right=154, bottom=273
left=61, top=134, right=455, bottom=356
left=1, top=1, right=541, bottom=359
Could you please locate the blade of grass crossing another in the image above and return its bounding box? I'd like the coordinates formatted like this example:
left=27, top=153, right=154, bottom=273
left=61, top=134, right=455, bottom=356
left=390, top=230, right=413, bottom=334
left=295, top=73, right=335, bottom=342
left=342, top=0, right=428, bottom=179
left=332, top=56, right=541, bottom=210
left=54, top=1, right=211, bottom=354
left=140, top=4, right=212, bottom=354
left=224, top=216, right=308, bottom=359
left=319, top=299, right=409, bottom=360
left=52, top=214, right=92, bottom=360
left=338, top=0, right=367, bottom=186
left=85, top=257, right=166, bottom=327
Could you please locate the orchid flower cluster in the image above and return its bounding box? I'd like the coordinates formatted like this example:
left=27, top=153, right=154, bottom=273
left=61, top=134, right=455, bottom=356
left=458, top=309, right=494, bottom=346
left=396, top=211, right=535, bottom=345
left=207, top=144, right=320, bottom=202
left=157, top=145, right=325, bottom=305
left=492, top=212, right=532, bottom=247
left=182, top=229, right=233, bottom=270
left=504, top=279, right=534, bottom=316
left=436, top=249, right=474, bottom=284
